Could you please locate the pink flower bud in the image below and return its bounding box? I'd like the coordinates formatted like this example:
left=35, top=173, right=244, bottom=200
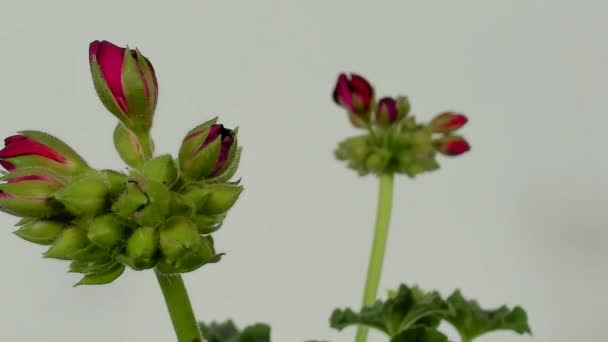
left=435, top=136, right=471, bottom=156
left=89, top=40, right=158, bottom=132
left=430, top=112, right=468, bottom=133
left=332, top=73, right=374, bottom=128
left=179, top=119, right=237, bottom=181
left=0, top=131, right=88, bottom=174
left=375, top=97, right=400, bottom=127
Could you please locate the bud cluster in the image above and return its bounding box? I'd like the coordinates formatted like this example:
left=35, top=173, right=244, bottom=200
left=332, top=73, right=470, bottom=177
left=0, top=40, right=243, bottom=285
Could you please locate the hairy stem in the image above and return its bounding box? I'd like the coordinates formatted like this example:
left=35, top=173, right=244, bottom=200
left=155, top=270, right=202, bottom=342
left=355, top=173, right=395, bottom=342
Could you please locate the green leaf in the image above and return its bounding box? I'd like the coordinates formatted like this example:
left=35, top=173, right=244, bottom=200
left=390, top=327, right=449, bottom=342
left=445, top=290, right=532, bottom=341
left=330, top=284, right=450, bottom=337
left=199, top=320, right=271, bottom=342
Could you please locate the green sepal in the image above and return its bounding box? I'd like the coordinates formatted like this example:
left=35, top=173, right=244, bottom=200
left=1, top=167, right=69, bottom=185
left=193, top=213, right=225, bottom=234
left=112, top=181, right=149, bottom=218
left=179, top=184, right=210, bottom=210
left=100, top=169, right=128, bottom=198
left=169, top=193, right=196, bottom=217
left=444, top=290, right=532, bottom=341
left=199, top=320, right=271, bottom=342
left=198, top=183, right=243, bottom=215
left=207, top=146, right=242, bottom=183
left=135, top=179, right=171, bottom=226
left=74, top=263, right=125, bottom=286
left=113, top=123, right=146, bottom=168
left=88, top=214, right=126, bottom=249
left=13, top=220, right=65, bottom=245
left=69, top=259, right=115, bottom=274
left=122, top=47, right=152, bottom=133
left=90, top=56, right=130, bottom=125
left=142, top=154, right=178, bottom=187
left=53, top=171, right=109, bottom=216
left=71, top=244, right=111, bottom=262
left=181, top=135, right=222, bottom=181
left=44, top=227, right=88, bottom=260
left=14, top=217, right=36, bottom=226
left=134, top=48, right=157, bottom=114
left=125, top=226, right=159, bottom=270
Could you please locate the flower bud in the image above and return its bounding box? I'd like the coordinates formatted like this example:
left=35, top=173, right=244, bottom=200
left=113, top=123, right=148, bottom=168
left=112, top=181, right=149, bottom=218
left=88, top=214, right=126, bottom=249
left=159, top=216, right=201, bottom=259
left=134, top=179, right=171, bottom=226
left=169, top=193, right=196, bottom=217
left=179, top=119, right=237, bottom=181
left=0, top=172, right=63, bottom=217
left=0, top=131, right=89, bottom=174
left=157, top=235, right=219, bottom=274
left=100, top=169, right=128, bottom=198
left=198, top=183, right=243, bottom=215
left=435, top=135, right=471, bottom=156
left=13, top=220, right=65, bottom=245
left=142, top=154, right=178, bottom=186
left=75, top=263, right=125, bottom=286
left=179, top=184, right=210, bottom=210
left=429, top=112, right=468, bottom=133
left=375, top=97, right=401, bottom=127
left=53, top=171, right=109, bottom=216
left=44, top=227, right=88, bottom=260
left=333, top=73, right=374, bottom=128
left=125, top=226, right=159, bottom=270
left=89, top=40, right=158, bottom=133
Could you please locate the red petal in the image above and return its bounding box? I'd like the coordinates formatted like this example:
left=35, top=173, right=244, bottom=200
left=97, top=41, right=127, bottom=111
left=0, top=137, right=68, bottom=164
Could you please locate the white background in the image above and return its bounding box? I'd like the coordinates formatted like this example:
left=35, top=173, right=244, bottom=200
left=0, top=1, right=606, bottom=341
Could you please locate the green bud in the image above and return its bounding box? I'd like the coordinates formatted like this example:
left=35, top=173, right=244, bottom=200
left=126, top=226, right=159, bottom=270
left=193, top=214, right=225, bottom=234
left=366, top=150, right=391, bottom=172
left=169, top=193, right=196, bottom=217
left=44, top=227, right=88, bottom=260
left=88, top=214, right=126, bottom=249
left=135, top=179, right=170, bottom=226
left=54, top=171, right=109, bottom=216
left=198, top=183, right=243, bottom=215
left=157, top=235, right=220, bottom=274
left=180, top=184, right=210, bottom=210
left=13, top=220, right=65, bottom=245
left=396, top=96, right=411, bottom=118
left=113, top=123, right=147, bottom=168
left=100, top=169, right=128, bottom=198
left=112, top=181, right=148, bottom=218
left=159, top=216, right=201, bottom=259
left=142, top=154, right=178, bottom=187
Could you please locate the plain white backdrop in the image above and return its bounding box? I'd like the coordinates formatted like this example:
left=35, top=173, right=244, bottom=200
left=0, top=1, right=606, bottom=341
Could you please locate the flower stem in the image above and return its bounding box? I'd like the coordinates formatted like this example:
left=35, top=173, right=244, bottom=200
left=355, top=173, right=395, bottom=342
left=155, top=270, right=202, bottom=342
left=135, top=131, right=154, bottom=160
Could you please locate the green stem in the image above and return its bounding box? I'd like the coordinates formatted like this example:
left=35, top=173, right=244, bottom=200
left=355, top=173, right=395, bottom=342
left=155, top=270, right=202, bottom=342
left=135, top=131, right=154, bottom=160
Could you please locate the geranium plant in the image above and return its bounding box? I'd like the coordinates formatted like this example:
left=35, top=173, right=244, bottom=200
left=0, top=41, right=531, bottom=342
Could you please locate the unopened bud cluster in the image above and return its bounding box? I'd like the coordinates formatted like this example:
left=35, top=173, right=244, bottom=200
left=332, top=73, right=470, bottom=177
left=0, top=40, right=243, bottom=285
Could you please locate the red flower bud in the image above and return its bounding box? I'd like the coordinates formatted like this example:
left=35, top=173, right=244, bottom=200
left=179, top=119, right=238, bottom=181
left=435, top=136, right=471, bottom=156
left=0, top=131, right=88, bottom=174
left=375, top=97, right=400, bottom=127
left=89, top=40, right=158, bottom=132
left=429, top=112, right=468, bottom=133
left=333, top=73, right=374, bottom=128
